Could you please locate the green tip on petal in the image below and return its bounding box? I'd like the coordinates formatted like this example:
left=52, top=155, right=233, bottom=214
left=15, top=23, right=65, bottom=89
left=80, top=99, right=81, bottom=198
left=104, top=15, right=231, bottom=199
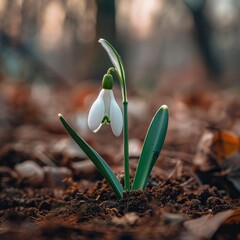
left=102, top=74, right=114, bottom=90
left=101, top=116, right=111, bottom=124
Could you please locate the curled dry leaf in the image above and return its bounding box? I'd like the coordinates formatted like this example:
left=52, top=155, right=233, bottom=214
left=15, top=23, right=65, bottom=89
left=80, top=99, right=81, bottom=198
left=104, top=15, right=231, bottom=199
left=194, top=128, right=240, bottom=170
left=194, top=128, right=240, bottom=196
left=211, top=129, right=240, bottom=160
left=184, top=208, right=240, bottom=239
left=224, top=208, right=240, bottom=224
left=194, top=130, right=216, bottom=171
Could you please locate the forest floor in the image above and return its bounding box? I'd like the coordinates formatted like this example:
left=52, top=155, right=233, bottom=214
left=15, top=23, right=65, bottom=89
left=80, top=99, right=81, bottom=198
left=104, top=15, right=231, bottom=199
left=0, top=79, right=240, bottom=240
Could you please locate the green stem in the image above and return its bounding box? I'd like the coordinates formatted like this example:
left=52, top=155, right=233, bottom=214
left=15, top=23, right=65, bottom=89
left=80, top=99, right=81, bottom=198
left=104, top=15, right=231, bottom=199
left=123, top=102, right=130, bottom=190
left=107, top=67, right=130, bottom=190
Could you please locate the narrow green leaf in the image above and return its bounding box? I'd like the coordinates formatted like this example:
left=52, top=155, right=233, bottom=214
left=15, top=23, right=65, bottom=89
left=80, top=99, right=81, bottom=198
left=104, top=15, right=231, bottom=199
left=58, top=114, right=123, bottom=199
left=132, top=105, right=169, bottom=190
left=98, top=38, right=125, bottom=82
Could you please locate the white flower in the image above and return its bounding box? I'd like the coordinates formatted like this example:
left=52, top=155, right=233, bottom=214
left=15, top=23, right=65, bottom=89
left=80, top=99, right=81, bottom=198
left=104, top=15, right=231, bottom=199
left=88, top=89, right=123, bottom=136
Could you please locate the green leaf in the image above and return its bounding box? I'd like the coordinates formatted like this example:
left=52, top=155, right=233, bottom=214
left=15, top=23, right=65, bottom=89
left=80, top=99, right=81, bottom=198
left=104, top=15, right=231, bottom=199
left=58, top=114, right=124, bottom=199
left=131, top=105, right=169, bottom=190
left=98, top=38, right=125, bottom=82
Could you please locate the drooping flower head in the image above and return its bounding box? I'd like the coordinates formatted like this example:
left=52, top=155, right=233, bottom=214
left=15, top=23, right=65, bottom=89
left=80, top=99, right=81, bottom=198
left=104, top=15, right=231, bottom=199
left=88, top=74, right=123, bottom=136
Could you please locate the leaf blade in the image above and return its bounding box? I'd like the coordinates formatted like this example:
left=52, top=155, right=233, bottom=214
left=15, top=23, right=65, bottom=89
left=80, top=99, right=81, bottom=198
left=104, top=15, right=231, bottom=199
left=98, top=38, right=125, bottom=82
left=132, top=105, right=169, bottom=190
left=58, top=114, right=123, bottom=199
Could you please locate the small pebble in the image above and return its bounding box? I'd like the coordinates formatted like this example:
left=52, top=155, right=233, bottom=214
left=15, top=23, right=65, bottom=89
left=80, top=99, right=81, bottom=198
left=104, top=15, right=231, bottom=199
left=43, top=166, right=72, bottom=188
left=72, top=160, right=95, bottom=175
left=15, top=160, right=44, bottom=186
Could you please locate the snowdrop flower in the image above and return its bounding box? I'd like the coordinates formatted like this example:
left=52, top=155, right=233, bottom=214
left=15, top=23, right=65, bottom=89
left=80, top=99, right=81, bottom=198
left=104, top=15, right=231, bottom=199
left=88, top=74, right=123, bottom=136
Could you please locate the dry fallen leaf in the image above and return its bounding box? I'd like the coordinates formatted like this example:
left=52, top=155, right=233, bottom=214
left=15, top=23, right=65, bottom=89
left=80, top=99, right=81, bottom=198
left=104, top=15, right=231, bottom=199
left=194, top=128, right=240, bottom=171
left=211, top=129, right=240, bottom=160
left=193, top=128, right=240, bottom=196
left=224, top=208, right=240, bottom=224
left=193, top=130, right=215, bottom=171
left=184, top=208, right=240, bottom=239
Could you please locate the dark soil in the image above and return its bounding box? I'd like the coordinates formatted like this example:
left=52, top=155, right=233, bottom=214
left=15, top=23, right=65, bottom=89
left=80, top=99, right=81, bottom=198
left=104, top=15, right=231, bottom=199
left=0, top=81, right=240, bottom=239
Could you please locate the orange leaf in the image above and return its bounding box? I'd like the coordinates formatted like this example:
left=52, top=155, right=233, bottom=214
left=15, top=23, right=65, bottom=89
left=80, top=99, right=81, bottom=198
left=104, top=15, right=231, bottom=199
left=211, top=129, right=240, bottom=159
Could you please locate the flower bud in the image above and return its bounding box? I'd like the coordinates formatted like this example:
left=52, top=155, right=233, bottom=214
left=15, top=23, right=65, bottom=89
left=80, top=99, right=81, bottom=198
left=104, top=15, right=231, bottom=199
left=102, top=74, right=113, bottom=90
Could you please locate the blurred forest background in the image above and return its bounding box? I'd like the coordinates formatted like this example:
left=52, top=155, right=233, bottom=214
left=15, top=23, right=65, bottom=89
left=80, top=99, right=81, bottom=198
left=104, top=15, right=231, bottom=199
left=0, top=0, right=240, bottom=92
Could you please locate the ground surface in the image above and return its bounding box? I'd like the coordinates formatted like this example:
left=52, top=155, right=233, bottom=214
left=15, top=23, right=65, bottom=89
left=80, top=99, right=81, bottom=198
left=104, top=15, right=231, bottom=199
left=0, top=80, right=240, bottom=239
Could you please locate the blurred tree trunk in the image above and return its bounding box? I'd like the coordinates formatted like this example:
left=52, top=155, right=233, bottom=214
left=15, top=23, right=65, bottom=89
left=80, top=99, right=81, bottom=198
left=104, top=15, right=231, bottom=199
left=92, top=0, right=116, bottom=78
left=96, top=0, right=116, bottom=45
left=185, top=0, right=222, bottom=79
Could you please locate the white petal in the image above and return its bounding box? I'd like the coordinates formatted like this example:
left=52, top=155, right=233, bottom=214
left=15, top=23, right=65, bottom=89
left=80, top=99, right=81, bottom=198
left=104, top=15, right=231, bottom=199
left=103, top=89, right=111, bottom=116
left=88, top=90, right=105, bottom=132
left=109, top=92, right=123, bottom=137
left=93, top=123, right=103, bottom=133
